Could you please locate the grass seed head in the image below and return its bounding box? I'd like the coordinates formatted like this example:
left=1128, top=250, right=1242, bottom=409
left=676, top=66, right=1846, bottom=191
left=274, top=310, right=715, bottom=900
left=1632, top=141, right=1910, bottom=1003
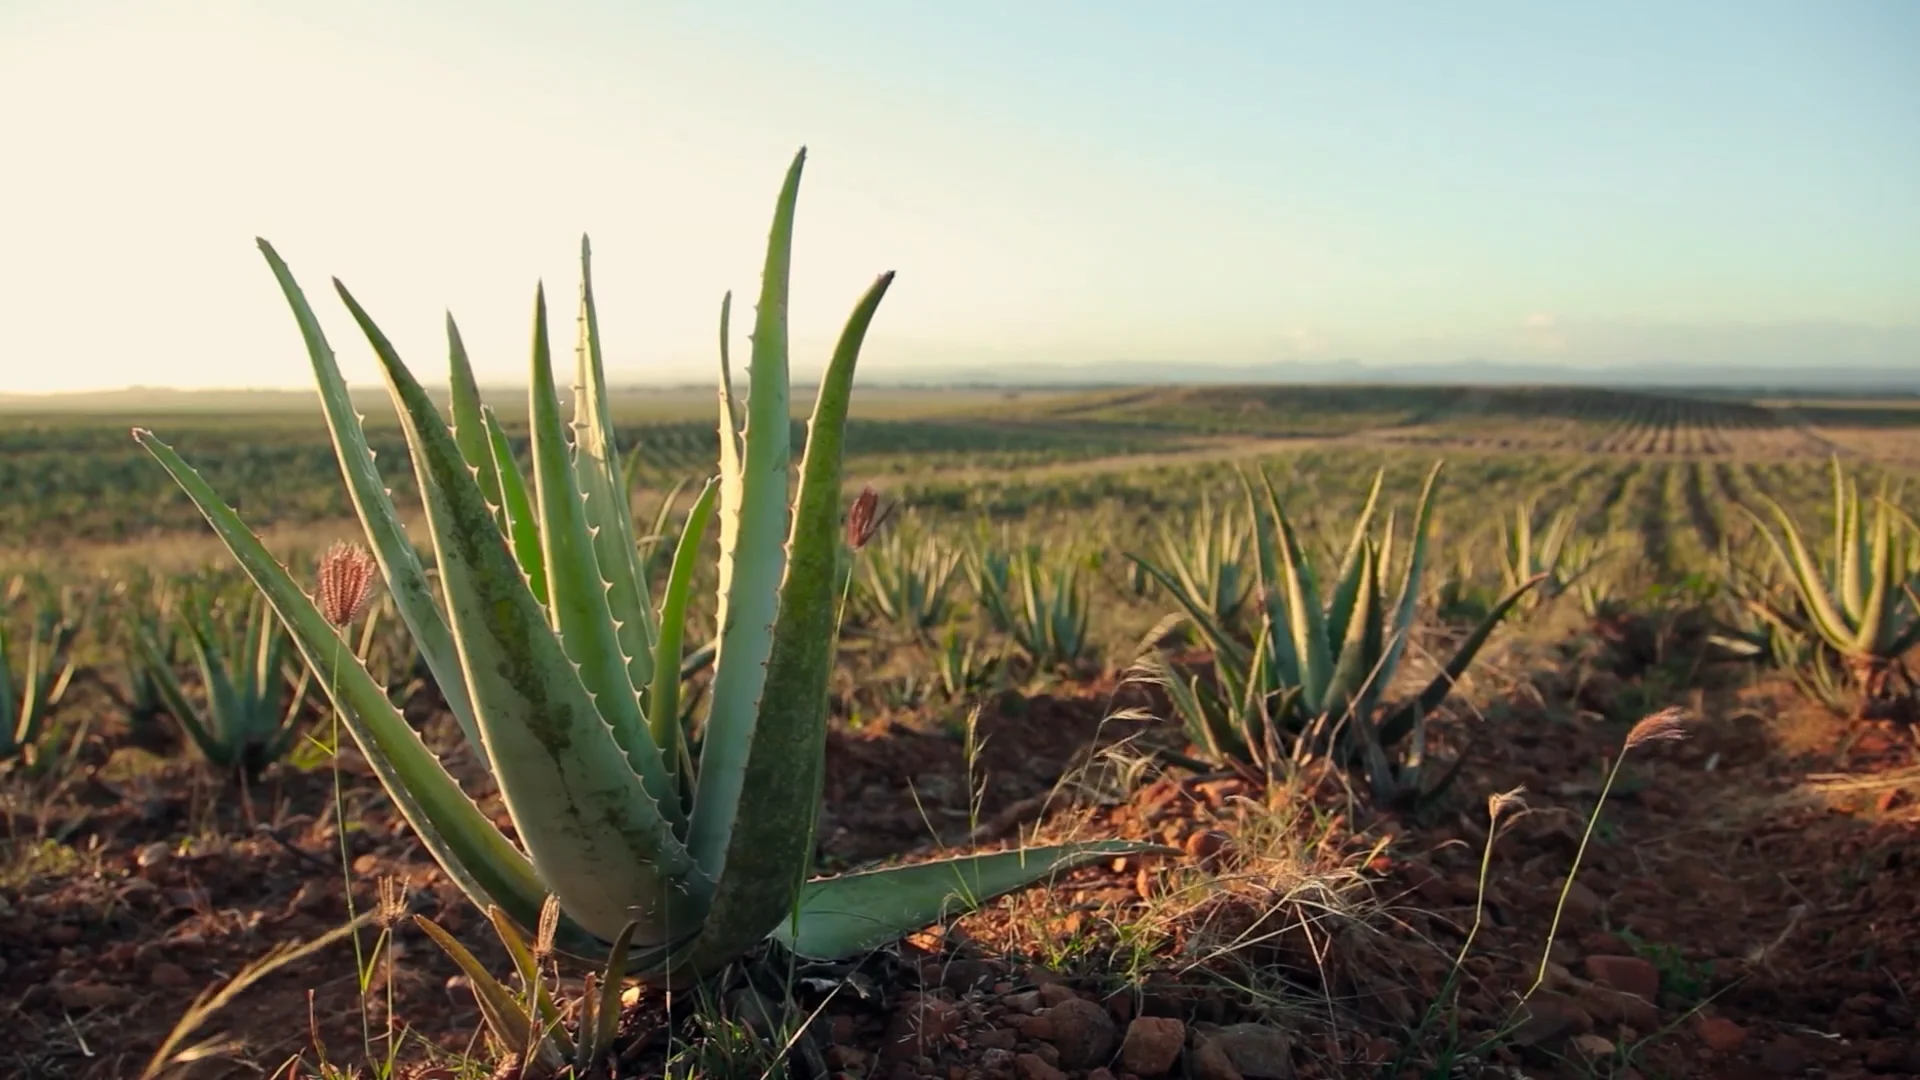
left=1624, top=705, right=1690, bottom=751
left=316, top=541, right=378, bottom=627
left=846, top=484, right=889, bottom=550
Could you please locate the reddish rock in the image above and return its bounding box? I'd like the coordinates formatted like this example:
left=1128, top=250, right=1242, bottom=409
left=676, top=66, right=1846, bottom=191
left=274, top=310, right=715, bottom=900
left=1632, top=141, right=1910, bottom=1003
left=1583, top=954, right=1660, bottom=1002
left=1045, top=997, right=1117, bottom=1070
left=1696, top=1016, right=1748, bottom=1054
left=881, top=994, right=961, bottom=1063
left=1121, top=1016, right=1186, bottom=1077
left=1015, top=1052, right=1067, bottom=1080
left=1192, top=1036, right=1243, bottom=1080
left=149, top=962, right=192, bottom=988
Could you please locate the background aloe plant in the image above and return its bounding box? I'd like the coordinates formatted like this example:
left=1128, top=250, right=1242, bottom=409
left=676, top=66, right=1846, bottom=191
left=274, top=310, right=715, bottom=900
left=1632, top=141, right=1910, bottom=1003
left=1498, top=497, right=1605, bottom=605
left=134, top=148, right=1156, bottom=983
left=1132, top=464, right=1544, bottom=802
left=966, top=537, right=1094, bottom=671
left=137, top=587, right=314, bottom=778
left=1744, top=456, right=1920, bottom=717
left=1, top=574, right=82, bottom=764
left=856, top=518, right=963, bottom=638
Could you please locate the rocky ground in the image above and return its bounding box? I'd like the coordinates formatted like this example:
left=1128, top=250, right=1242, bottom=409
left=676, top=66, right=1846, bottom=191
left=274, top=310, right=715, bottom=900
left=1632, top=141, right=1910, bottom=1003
left=3, top=633, right=1917, bottom=1080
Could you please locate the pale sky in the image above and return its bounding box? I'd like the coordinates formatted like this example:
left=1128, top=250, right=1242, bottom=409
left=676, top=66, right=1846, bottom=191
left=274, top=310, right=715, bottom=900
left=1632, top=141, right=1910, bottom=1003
left=2, top=1, right=1916, bottom=393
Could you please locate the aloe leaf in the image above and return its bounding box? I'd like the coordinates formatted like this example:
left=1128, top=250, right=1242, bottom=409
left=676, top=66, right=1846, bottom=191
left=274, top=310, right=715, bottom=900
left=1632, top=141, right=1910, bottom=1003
left=648, top=477, right=720, bottom=766
left=1124, top=555, right=1248, bottom=669
left=1375, top=572, right=1544, bottom=746
left=446, top=315, right=506, bottom=526
left=482, top=405, right=547, bottom=608
left=682, top=265, right=895, bottom=971
left=1358, top=462, right=1441, bottom=723
left=690, top=149, right=804, bottom=880
left=571, top=237, right=658, bottom=690
left=1750, top=498, right=1857, bottom=652
left=1261, top=473, right=1331, bottom=711
left=138, top=625, right=221, bottom=765
left=253, top=240, right=481, bottom=752
left=1320, top=539, right=1378, bottom=724
left=132, top=429, right=585, bottom=952
left=1851, top=502, right=1893, bottom=655
left=708, top=290, right=745, bottom=737
left=332, top=281, right=707, bottom=944
left=524, top=285, right=683, bottom=835
left=770, top=841, right=1170, bottom=961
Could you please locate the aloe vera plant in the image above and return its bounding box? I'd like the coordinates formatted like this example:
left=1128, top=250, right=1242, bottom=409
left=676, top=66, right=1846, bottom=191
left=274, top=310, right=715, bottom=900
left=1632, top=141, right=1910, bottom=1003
left=1131, top=465, right=1544, bottom=801
left=140, top=587, right=315, bottom=777
left=134, top=149, right=1155, bottom=980
left=1744, top=457, right=1920, bottom=716
left=1147, top=493, right=1253, bottom=630
left=1, top=575, right=82, bottom=763
left=858, top=521, right=962, bottom=636
left=966, top=539, right=1094, bottom=670
left=1498, top=498, right=1605, bottom=604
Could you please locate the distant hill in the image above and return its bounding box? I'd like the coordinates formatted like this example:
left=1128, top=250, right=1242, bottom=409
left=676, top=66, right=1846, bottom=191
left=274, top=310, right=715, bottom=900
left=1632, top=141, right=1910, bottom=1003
left=864, top=358, right=1920, bottom=394
left=3, top=358, right=1915, bottom=411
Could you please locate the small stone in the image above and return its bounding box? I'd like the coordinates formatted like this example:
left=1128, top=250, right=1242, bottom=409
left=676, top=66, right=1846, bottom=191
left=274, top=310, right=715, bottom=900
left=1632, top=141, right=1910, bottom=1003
left=1121, top=1016, right=1186, bottom=1076
left=1201, top=1025, right=1292, bottom=1079
left=975, top=1027, right=1017, bottom=1050
left=56, top=982, right=130, bottom=1010
left=1004, top=990, right=1044, bottom=1014
left=1561, top=879, right=1602, bottom=920
left=1038, top=982, right=1077, bottom=1008
left=882, top=994, right=961, bottom=1063
left=1696, top=1016, right=1747, bottom=1054
left=135, top=842, right=172, bottom=871
left=1191, top=1036, right=1243, bottom=1080
left=1015, top=1052, right=1067, bottom=1080
left=1571, top=1033, right=1616, bottom=1057
left=1582, top=954, right=1660, bottom=1002
left=45, top=924, right=80, bottom=945
left=1184, top=829, right=1231, bottom=861
left=150, top=962, right=192, bottom=988
left=1759, top=1036, right=1807, bottom=1075
left=1044, top=997, right=1117, bottom=1069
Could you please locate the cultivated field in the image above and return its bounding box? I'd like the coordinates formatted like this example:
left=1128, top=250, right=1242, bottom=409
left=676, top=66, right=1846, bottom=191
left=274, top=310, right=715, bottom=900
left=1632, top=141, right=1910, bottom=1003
left=3, top=382, right=1918, bottom=1080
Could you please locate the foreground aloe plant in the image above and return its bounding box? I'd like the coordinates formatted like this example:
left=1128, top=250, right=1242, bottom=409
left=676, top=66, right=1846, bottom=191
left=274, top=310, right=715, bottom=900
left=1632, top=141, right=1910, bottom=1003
left=134, top=149, right=1154, bottom=979
left=1132, top=465, right=1543, bottom=801
left=1744, top=457, right=1920, bottom=716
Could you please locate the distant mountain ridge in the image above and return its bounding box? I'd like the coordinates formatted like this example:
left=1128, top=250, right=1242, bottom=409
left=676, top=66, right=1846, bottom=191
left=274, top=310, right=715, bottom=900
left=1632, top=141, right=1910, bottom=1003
left=3, top=358, right=1914, bottom=409
left=868, top=358, right=1919, bottom=393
